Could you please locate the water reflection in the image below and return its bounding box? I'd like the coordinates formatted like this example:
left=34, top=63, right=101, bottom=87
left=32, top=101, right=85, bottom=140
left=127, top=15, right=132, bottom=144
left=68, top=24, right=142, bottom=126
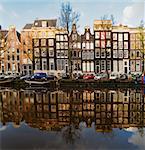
left=0, top=88, right=145, bottom=149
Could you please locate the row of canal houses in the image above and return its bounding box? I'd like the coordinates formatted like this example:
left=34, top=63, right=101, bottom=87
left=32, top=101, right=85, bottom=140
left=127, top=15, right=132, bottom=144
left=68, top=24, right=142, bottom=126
left=0, top=19, right=145, bottom=76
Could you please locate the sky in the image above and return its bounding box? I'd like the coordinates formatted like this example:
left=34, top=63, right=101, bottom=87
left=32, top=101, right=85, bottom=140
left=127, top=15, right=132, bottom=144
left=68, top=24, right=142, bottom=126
left=0, top=0, right=144, bottom=33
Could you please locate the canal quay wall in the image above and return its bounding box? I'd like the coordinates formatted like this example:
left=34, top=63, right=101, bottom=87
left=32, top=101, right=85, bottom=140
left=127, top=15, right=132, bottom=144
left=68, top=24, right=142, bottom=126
left=0, top=79, right=144, bottom=89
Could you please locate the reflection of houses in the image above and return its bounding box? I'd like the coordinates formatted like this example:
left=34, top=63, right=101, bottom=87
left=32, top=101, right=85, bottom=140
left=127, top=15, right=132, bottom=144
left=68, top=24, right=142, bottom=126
left=0, top=26, right=22, bottom=74
left=81, top=26, right=94, bottom=73
left=129, top=89, right=145, bottom=126
left=82, top=90, right=95, bottom=127
left=0, top=89, right=22, bottom=126
left=94, top=20, right=112, bottom=73
left=112, top=25, right=130, bottom=74
left=0, top=89, right=145, bottom=131
left=69, top=24, right=82, bottom=74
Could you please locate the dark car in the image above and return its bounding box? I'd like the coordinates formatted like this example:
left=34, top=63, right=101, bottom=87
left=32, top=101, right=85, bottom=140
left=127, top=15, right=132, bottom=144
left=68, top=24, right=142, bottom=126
left=62, top=74, right=70, bottom=79
left=31, top=73, right=48, bottom=80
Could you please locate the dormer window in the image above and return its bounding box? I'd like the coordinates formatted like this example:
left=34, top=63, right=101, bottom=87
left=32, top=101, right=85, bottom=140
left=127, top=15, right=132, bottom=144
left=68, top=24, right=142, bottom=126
left=35, top=22, right=38, bottom=26
left=42, top=21, right=47, bottom=27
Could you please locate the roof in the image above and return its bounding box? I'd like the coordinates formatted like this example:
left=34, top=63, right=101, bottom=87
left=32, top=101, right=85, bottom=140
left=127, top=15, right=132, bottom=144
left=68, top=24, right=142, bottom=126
left=23, top=24, right=33, bottom=29
left=33, top=19, right=57, bottom=27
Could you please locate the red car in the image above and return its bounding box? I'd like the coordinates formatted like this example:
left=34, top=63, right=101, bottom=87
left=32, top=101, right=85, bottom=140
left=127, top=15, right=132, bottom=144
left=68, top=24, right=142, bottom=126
left=83, top=74, right=95, bottom=80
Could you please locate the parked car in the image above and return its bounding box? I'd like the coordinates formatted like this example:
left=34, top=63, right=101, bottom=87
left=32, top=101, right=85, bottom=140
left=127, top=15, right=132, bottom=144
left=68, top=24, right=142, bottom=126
left=83, top=74, right=95, bottom=80
left=31, top=72, right=48, bottom=80
left=109, top=73, right=118, bottom=80
left=94, top=73, right=102, bottom=80
left=100, top=73, right=108, bottom=80
left=62, top=74, right=70, bottom=79
left=47, top=75, right=56, bottom=80
left=20, top=75, right=31, bottom=80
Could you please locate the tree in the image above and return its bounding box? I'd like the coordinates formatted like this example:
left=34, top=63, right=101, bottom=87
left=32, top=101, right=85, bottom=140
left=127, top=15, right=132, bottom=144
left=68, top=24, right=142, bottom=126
left=59, top=2, right=80, bottom=78
left=59, top=2, right=80, bottom=33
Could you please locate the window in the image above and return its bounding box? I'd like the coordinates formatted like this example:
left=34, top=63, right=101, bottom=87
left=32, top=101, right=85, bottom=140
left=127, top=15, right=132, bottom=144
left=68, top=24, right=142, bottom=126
left=136, top=51, right=140, bottom=57
left=17, top=49, right=19, bottom=53
left=124, top=50, right=128, bottom=58
left=35, top=59, right=40, bottom=70
left=118, top=34, right=123, bottom=41
left=113, top=33, right=117, bottom=40
left=95, top=32, right=100, bottom=39
left=60, top=35, right=64, bottom=41
left=101, top=32, right=105, bottom=39
left=17, top=56, right=19, bottom=61
left=49, top=59, right=54, bottom=70
left=8, top=55, right=10, bottom=60
left=101, top=41, right=105, bottom=48
left=42, top=21, right=47, bottom=27
left=113, top=42, right=117, bottom=49
left=56, top=43, right=60, bottom=49
left=106, top=49, right=111, bottom=58
left=49, top=39, right=54, bottom=46
left=101, top=49, right=105, bottom=58
left=56, top=35, right=59, bottom=41
left=74, top=51, right=77, bottom=57
left=101, top=60, right=105, bottom=71
left=119, top=50, right=123, bottom=58
left=72, top=34, right=77, bottom=41
left=124, top=42, right=128, bottom=49
left=113, top=50, right=117, bottom=58
left=41, top=48, right=47, bottom=57
left=106, top=32, right=111, bottom=39
left=118, top=42, right=123, bottom=49
left=124, top=33, right=128, bottom=40
left=34, top=39, right=39, bottom=47
left=41, top=39, right=46, bottom=46
left=107, top=61, right=111, bottom=70
left=95, top=40, right=100, bottom=47
left=95, top=49, right=100, bottom=58
left=124, top=61, right=127, bottom=65
left=42, top=58, right=47, bottom=70
left=106, top=40, right=111, bottom=47
left=34, top=48, right=39, bottom=57
left=64, top=35, right=68, bottom=41
left=12, top=55, right=15, bottom=61
left=49, top=48, right=54, bottom=57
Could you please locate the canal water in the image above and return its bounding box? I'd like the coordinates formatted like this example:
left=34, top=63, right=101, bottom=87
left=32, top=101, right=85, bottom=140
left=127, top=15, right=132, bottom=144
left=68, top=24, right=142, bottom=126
left=0, top=88, right=145, bottom=150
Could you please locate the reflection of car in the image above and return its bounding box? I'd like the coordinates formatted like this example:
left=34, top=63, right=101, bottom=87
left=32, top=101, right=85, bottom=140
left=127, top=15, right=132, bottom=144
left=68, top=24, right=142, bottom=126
left=47, top=75, right=56, bottom=80
left=20, top=75, right=31, bottom=80
left=119, top=74, right=128, bottom=80
left=62, top=74, right=70, bottom=79
left=31, top=73, right=48, bottom=80
left=83, top=74, right=94, bottom=80
left=0, top=72, right=5, bottom=80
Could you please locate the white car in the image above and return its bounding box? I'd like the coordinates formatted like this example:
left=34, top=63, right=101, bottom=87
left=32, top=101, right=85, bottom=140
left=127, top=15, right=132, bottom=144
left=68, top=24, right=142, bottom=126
left=109, top=73, right=118, bottom=80
left=94, top=74, right=102, bottom=80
